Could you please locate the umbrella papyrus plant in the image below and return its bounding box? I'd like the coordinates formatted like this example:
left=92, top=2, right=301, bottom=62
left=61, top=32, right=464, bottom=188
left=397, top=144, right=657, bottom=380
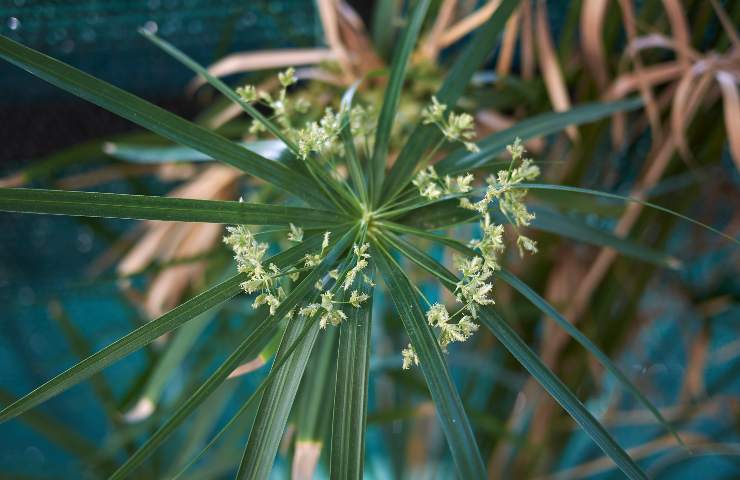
left=1, top=1, right=737, bottom=478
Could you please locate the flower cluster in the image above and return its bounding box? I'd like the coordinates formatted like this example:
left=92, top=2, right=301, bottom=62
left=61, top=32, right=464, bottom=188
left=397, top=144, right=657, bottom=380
left=401, top=344, right=419, bottom=370
left=223, top=225, right=284, bottom=315
left=224, top=224, right=372, bottom=330
left=460, top=138, right=540, bottom=256
left=412, top=166, right=474, bottom=200
left=405, top=139, right=540, bottom=369
left=296, top=108, right=343, bottom=160
left=299, top=242, right=372, bottom=329
left=236, top=67, right=309, bottom=134
left=421, top=96, right=479, bottom=153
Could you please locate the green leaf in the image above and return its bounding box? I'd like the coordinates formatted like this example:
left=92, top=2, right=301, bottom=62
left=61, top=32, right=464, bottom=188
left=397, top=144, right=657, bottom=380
left=0, top=188, right=349, bottom=228
left=373, top=240, right=487, bottom=479
left=236, top=228, right=358, bottom=479
left=138, top=29, right=300, bottom=155
left=393, top=201, right=681, bottom=268
left=329, top=266, right=375, bottom=479
left=109, top=312, right=277, bottom=480
left=435, top=98, right=644, bottom=175
left=380, top=0, right=519, bottom=204
left=519, top=183, right=739, bottom=245
left=104, top=139, right=288, bottom=164
left=112, top=230, right=352, bottom=478
left=479, top=309, right=647, bottom=480
left=0, top=275, right=243, bottom=424
left=137, top=29, right=360, bottom=214
left=295, top=325, right=338, bottom=442
left=369, top=0, right=431, bottom=204
left=495, top=269, right=685, bottom=447
left=530, top=206, right=681, bottom=268
left=171, top=317, right=325, bottom=480
left=371, top=0, right=399, bottom=59
left=0, top=35, right=327, bottom=207
left=340, top=81, right=369, bottom=205
left=125, top=309, right=217, bottom=421
left=379, top=232, right=647, bottom=480
left=0, top=235, right=327, bottom=423
left=110, top=308, right=277, bottom=480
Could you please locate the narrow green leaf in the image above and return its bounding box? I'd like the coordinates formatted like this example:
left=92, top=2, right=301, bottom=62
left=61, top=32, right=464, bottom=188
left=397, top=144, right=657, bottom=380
left=380, top=232, right=647, bottom=480
left=478, top=309, right=647, bottom=480
left=0, top=235, right=327, bottom=423
left=531, top=206, right=681, bottom=268
left=104, top=139, right=288, bottom=164
left=369, top=0, right=431, bottom=204
left=519, top=183, right=739, bottom=245
left=112, top=230, right=352, bottom=478
left=124, top=309, right=216, bottom=422
left=373, top=240, right=487, bottom=478
left=0, top=35, right=327, bottom=207
left=340, top=81, right=369, bottom=205
left=236, top=228, right=358, bottom=479
left=371, top=0, right=399, bottom=59
left=139, top=29, right=299, bottom=154
left=296, top=328, right=338, bottom=435
left=109, top=313, right=277, bottom=480
left=380, top=0, right=519, bottom=204
left=495, top=269, right=685, bottom=447
left=169, top=380, right=240, bottom=475
left=0, top=275, right=243, bottom=424
left=329, top=265, right=374, bottom=479
left=171, top=316, right=326, bottom=480
left=0, top=188, right=349, bottom=228
left=435, top=98, right=644, bottom=175
left=137, top=29, right=360, bottom=214
left=393, top=200, right=682, bottom=268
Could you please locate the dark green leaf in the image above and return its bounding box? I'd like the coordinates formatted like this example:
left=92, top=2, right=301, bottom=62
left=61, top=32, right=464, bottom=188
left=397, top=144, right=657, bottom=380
left=369, top=0, right=431, bottom=204
left=0, top=188, right=348, bottom=228
left=0, top=235, right=327, bottom=423
left=496, top=269, right=685, bottom=447
left=380, top=232, right=647, bottom=480
left=530, top=206, right=680, bottom=268
left=380, top=0, right=519, bottom=204
left=435, top=98, right=644, bottom=175
left=329, top=266, right=375, bottom=479
left=104, top=139, right=288, bottom=164
left=236, top=228, right=358, bottom=479
left=373, top=240, right=487, bottom=478
left=0, top=35, right=327, bottom=207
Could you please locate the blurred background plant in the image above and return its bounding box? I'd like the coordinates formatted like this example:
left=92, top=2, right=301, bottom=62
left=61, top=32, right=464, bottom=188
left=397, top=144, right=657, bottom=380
left=0, top=0, right=738, bottom=479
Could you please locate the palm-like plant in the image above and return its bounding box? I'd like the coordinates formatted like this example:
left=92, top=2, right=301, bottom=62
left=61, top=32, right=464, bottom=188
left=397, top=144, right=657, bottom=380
left=1, top=2, right=736, bottom=479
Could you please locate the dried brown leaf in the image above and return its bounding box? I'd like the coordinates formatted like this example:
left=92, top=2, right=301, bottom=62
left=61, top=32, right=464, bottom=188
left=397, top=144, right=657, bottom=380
left=188, top=49, right=335, bottom=91
left=716, top=71, right=740, bottom=170
left=580, top=0, right=609, bottom=88
left=535, top=0, right=577, bottom=141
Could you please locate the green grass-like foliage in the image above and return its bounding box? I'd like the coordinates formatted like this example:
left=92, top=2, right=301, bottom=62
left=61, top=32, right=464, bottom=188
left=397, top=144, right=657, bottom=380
left=2, top=2, right=735, bottom=478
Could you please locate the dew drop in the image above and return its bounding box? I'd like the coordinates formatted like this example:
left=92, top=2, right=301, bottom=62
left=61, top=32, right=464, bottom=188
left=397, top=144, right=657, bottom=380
left=143, top=20, right=158, bottom=34
left=7, top=16, right=21, bottom=31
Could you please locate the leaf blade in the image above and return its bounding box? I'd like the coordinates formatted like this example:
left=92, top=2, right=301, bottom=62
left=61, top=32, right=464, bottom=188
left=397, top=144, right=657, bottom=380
left=0, top=35, right=326, bottom=207
left=236, top=228, right=358, bottom=479
left=0, top=188, right=348, bottom=228
left=329, top=266, right=374, bottom=479
left=380, top=0, right=519, bottom=203
left=369, top=0, right=432, bottom=204
left=373, top=239, right=487, bottom=479
left=435, top=98, right=644, bottom=175
left=0, top=235, right=328, bottom=423
left=380, top=232, right=647, bottom=480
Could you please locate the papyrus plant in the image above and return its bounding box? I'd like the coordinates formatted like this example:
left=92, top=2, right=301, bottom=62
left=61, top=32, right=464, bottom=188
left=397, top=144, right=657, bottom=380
left=1, top=1, right=736, bottom=478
